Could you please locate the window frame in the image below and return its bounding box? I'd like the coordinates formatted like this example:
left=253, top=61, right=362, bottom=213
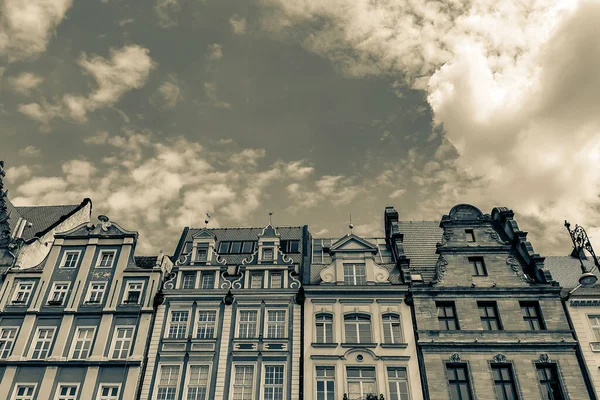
left=185, top=364, right=211, bottom=400
left=196, top=247, right=208, bottom=262
left=85, top=281, right=107, bottom=304
left=60, top=250, right=81, bottom=268
left=315, top=366, right=335, bottom=400
left=265, top=309, right=287, bottom=339
left=270, top=271, right=282, bottom=289
left=69, top=326, right=96, bottom=360
left=11, top=281, right=35, bottom=305
left=200, top=271, right=215, bottom=289
left=465, top=229, right=476, bottom=243
left=478, top=301, right=503, bottom=331
left=123, top=280, right=144, bottom=305
left=387, top=366, right=410, bottom=400
left=195, top=309, right=218, bottom=339
left=110, top=325, right=135, bottom=359
left=343, top=314, right=373, bottom=344
left=155, top=364, right=182, bottom=400
left=29, top=326, right=56, bottom=359
left=437, top=301, right=460, bottom=331
left=237, top=309, right=259, bottom=339
left=520, top=301, right=546, bottom=331
left=445, top=363, right=474, bottom=400
left=166, top=309, right=190, bottom=339
left=182, top=272, right=196, bottom=289
left=382, top=313, right=403, bottom=344
left=97, top=384, right=121, bottom=400
left=96, top=250, right=116, bottom=269
left=262, top=364, right=286, bottom=400
left=53, top=383, right=79, bottom=400
left=315, top=313, right=334, bottom=344
left=0, top=326, right=19, bottom=359
left=250, top=271, right=263, bottom=289
left=469, top=256, right=487, bottom=276
left=10, top=383, right=37, bottom=400
left=346, top=366, right=377, bottom=399
left=588, top=315, right=600, bottom=342
left=491, top=363, right=519, bottom=400
left=48, top=282, right=70, bottom=306
left=536, top=363, right=566, bottom=400
left=262, top=248, right=274, bottom=261
left=343, top=263, right=367, bottom=285
left=230, top=363, right=256, bottom=400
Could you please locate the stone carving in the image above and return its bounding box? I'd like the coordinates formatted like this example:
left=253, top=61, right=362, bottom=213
left=449, top=353, right=462, bottom=363
left=231, top=272, right=244, bottom=289
left=320, top=263, right=336, bottom=283
left=220, top=271, right=232, bottom=289
left=493, top=354, right=507, bottom=363
left=439, top=229, right=454, bottom=246
left=163, top=272, right=176, bottom=290
left=433, top=255, right=448, bottom=284
left=241, top=252, right=256, bottom=265
left=538, top=353, right=550, bottom=363
left=289, top=270, right=301, bottom=289
left=506, top=256, right=533, bottom=282
left=98, top=215, right=112, bottom=231
left=373, top=263, right=390, bottom=283
left=485, top=228, right=509, bottom=244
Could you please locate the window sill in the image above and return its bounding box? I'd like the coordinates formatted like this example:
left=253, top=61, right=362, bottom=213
left=312, top=343, right=338, bottom=348
left=341, top=343, right=377, bottom=348
left=380, top=343, right=408, bottom=349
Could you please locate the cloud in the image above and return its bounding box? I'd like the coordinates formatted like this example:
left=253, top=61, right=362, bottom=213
left=156, top=78, right=182, bottom=109
left=155, top=0, right=180, bottom=28
left=119, top=18, right=135, bottom=27
left=229, top=14, right=247, bottom=35
left=0, top=0, right=73, bottom=62
left=8, top=72, right=44, bottom=95
left=5, top=165, right=33, bottom=184
left=204, top=82, right=231, bottom=109
left=208, top=44, right=223, bottom=60
left=19, top=146, right=41, bottom=157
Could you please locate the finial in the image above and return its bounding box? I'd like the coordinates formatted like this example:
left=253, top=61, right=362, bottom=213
left=0, top=160, right=13, bottom=248
left=269, top=211, right=273, bottom=225
left=205, top=211, right=211, bottom=228
left=349, top=214, right=354, bottom=234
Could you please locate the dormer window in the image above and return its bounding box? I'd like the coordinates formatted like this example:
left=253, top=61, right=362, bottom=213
left=230, top=242, right=242, bottom=253
left=242, top=241, right=254, bottom=253
left=281, top=240, right=300, bottom=253
left=196, top=248, right=208, bottom=262
left=123, top=282, right=143, bottom=304
left=465, top=229, right=475, bottom=242
left=262, top=248, right=274, bottom=261
left=343, top=263, right=366, bottom=285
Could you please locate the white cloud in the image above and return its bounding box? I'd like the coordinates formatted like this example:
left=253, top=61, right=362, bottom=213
left=208, top=44, right=223, bottom=60
left=0, top=0, right=73, bottom=62
left=155, top=0, right=180, bottom=28
left=157, top=78, right=182, bottom=109
left=8, top=72, right=44, bottom=95
left=5, top=165, right=33, bottom=184
left=229, top=14, right=247, bottom=35
left=19, top=146, right=41, bottom=157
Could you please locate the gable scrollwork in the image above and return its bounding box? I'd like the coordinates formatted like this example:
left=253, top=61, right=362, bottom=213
left=320, top=263, right=336, bottom=284
left=220, top=270, right=232, bottom=289
left=163, top=272, right=177, bottom=290
left=433, top=255, right=448, bottom=284
left=506, top=256, right=533, bottom=282
left=486, top=228, right=510, bottom=245
left=373, top=263, right=390, bottom=283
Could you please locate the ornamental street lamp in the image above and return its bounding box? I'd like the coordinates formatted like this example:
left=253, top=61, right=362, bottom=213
left=564, top=221, right=599, bottom=286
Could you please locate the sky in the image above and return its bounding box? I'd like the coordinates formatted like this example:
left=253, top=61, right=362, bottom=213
left=1, top=0, right=600, bottom=256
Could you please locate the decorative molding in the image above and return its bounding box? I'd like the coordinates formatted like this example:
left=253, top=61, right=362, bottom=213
left=289, top=270, right=301, bottom=289
left=486, top=228, right=510, bottom=244
left=440, top=229, right=454, bottom=246
left=506, top=255, right=532, bottom=282
left=493, top=353, right=507, bottom=363
left=538, top=353, right=550, bottom=363
left=449, top=353, right=462, bottom=363
left=433, top=255, right=448, bottom=284
left=163, top=272, right=176, bottom=290
left=570, top=300, right=600, bottom=307
left=219, top=271, right=232, bottom=289
left=320, top=263, right=335, bottom=283
left=373, top=263, right=390, bottom=283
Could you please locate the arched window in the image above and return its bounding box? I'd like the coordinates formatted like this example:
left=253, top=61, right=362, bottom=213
left=344, top=314, right=372, bottom=343
left=315, top=313, right=334, bottom=343
left=382, top=314, right=402, bottom=344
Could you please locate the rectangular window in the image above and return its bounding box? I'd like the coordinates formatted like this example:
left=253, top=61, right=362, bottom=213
left=589, top=316, right=600, bottom=341
left=315, top=314, right=333, bottom=343
left=281, top=240, right=300, bottom=253
left=123, top=281, right=143, bottom=304
left=196, top=248, right=208, bottom=262
left=316, top=367, right=335, bottom=400
left=264, top=365, right=284, bottom=400
left=230, top=242, right=242, bottom=254
left=196, top=310, right=217, bottom=339
left=437, top=302, right=459, bottom=330
left=55, top=385, right=78, bottom=400
left=537, top=364, right=565, bottom=400
left=86, top=282, right=106, bottom=304
left=48, top=283, right=69, bottom=305
left=111, top=327, right=134, bottom=359
left=30, top=328, right=55, bottom=359
left=250, top=272, right=263, bottom=289
left=492, top=365, right=518, bottom=400
left=98, top=385, right=120, bottom=400
left=61, top=250, right=80, bottom=268
left=382, top=314, right=402, bottom=344
left=465, top=229, right=475, bottom=242
left=521, top=302, right=545, bottom=331
left=157, top=365, right=180, bottom=400
left=187, top=365, right=210, bottom=400
left=233, top=365, right=254, bottom=400
left=218, top=241, right=230, bottom=254
left=168, top=310, right=189, bottom=339
left=242, top=241, right=255, bottom=253
left=71, top=327, right=95, bottom=359
left=238, top=310, right=258, bottom=338
left=267, top=310, right=286, bottom=338
left=447, top=364, right=473, bottom=400
left=346, top=367, right=377, bottom=399
left=478, top=302, right=502, bottom=330
left=12, top=282, right=34, bottom=304
left=262, top=248, right=274, bottom=261
left=97, top=251, right=116, bottom=268
left=0, top=327, right=18, bottom=358
left=182, top=273, right=196, bottom=289
left=12, top=385, right=36, bottom=400
left=270, top=272, right=282, bottom=288
left=388, top=367, right=410, bottom=400
left=344, top=315, right=372, bottom=343
left=200, top=272, right=215, bottom=289
left=343, top=264, right=367, bottom=285
left=469, top=257, right=487, bottom=276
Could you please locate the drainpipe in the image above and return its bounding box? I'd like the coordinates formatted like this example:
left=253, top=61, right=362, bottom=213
left=405, top=291, right=429, bottom=400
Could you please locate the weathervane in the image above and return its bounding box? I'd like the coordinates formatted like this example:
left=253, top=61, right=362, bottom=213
left=564, top=220, right=599, bottom=287
left=349, top=214, right=354, bottom=234
left=205, top=212, right=211, bottom=228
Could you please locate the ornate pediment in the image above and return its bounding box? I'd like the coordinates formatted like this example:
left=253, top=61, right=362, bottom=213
left=329, top=234, right=378, bottom=254
left=192, top=228, right=215, bottom=239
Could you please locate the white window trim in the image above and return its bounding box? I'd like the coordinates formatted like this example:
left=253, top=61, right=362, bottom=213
left=343, top=313, right=373, bottom=344
left=10, top=383, right=37, bottom=400
left=69, top=326, right=96, bottom=360
left=154, top=363, right=184, bottom=400
left=229, top=362, right=257, bottom=400
left=180, top=272, right=197, bottom=290
left=11, top=281, right=35, bottom=304
left=48, top=282, right=70, bottom=306
left=261, top=363, right=286, bottom=400
left=200, top=271, right=216, bottom=289
left=110, top=325, right=135, bottom=359
left=183, top=363, right=213, bottom=400
left=381, top=313, right=403, bottom=344
left=59, top=250, right=81, bottom=268
left=123, top=280, right=145, bottom=305
left=96, top=250, right=116, bottom=268
left=345, top=366, right=378, bottom=399
left=53, top=383, right=79, bottom=400
left=28, top=326, right=56, bottom=359
left=195, top=309, right=219, bottom=339
left=386, top=366, right=411, bottom=400
left=97, top=384, right=121, bottom=400
left=236, top=309, right=260, bottom=338
left=85, top=281, right=107, bottom=304
left=315, top=365, right=336, bottom=400
left=314, top=312, right=335, bottom=344
left=165, top=308, right=191, bottom=339
left=264, top=308, right=287, bottom=339
left=0, top=326, right=19, bottom=359
left=248, top=271, right=263, bottom=289
left=269, top=271, right=284, bottom=289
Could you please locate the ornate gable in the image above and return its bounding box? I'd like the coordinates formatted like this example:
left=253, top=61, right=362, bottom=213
left=329, top=234, right=378, bottom=253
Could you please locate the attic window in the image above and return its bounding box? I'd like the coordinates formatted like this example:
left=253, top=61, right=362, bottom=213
left=410, top=274, right=423, bottom=282
left=196, top=248, right=208, bottom=262
left=281, top=240, right=300, bottom=253
left=218, top=241, right=256, bottom=254
left=262, top=248, right=274, bottom=261
left=465, top=229, right=475, bottom=242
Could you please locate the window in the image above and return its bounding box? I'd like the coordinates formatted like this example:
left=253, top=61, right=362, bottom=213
left=168, top=310, right=189, bottom=339
left=55, top=385, right=78, bottom=400
left=478, top=302, right=502, bottom=330
left=200, top=272, right=215, bottom=289
left=469, top=257, right=487, bottom=276
left=123, top=281, right=143, bottom=304
left=262, top=248, right=274, bottom=261
left=187, top=365, right=210, bottom=400
left=182, top=273, right=196, bottom=289
left=196, top=310, right=217, bottom=339
left=344, top=315, right=372, bottom=343
left=520, top=302, right=545, bottom=331
left=437, top=302, right=459, bottom=331
left=111, top=327, right=134, bottom=359
left=382, top=314, right=402, bottom=344
left=537, top=364, right=565, bottom=400
left=465, top=229, right=475, bottom=242
left=315, top=314, right=334, bottom=343
left=70, top=327, right=95, bottom=359
left=97, top=251, right=116, bottom=268
left=233, top=365, right=254, bottom=400
left=12, top=282, right=34, bottom=304
left=316, top=367, right=335, bottom=400
left=250, top=272, right=263, bottom=289
left=238, top=310, right=258, bottom=338
left=492, top=365, right=518, bottom=400
left=30, top=328, right=55, bottom=359
left=346, top=367, right=377, bottom=399
left=0, top=327, right=18, bottom=358
left=231, top=242, right=242, bottom=254
left=48, top=283, right=69, bottom=305
left=281, top=240, right=300, bottom=253
left=241, top=241, right=255, bottom=253
left=98, top=385, right=120, bottom=400
left=270, top=272, right=282, bottom=288
left=388, top=367, right=410, bottom=400
left=447, top=364, right=473, bottom=400
left=264, top=365, right=284, bottom=400
left=589, top=316, right=600, bottom=341
left=343, top=263, right=367, bottom=285
left=157, top=365, right=180, bottom=400
left=196, top=248, right=208, bottom=262
left=86, top=282, right=106, bottom=304
left=61, top=251, right=80, bottom=268
left=218, top=241, right=229, bottom=253
left=11, top=385, right=35, bottom=400
left=266, top=310, right=286, bottom=338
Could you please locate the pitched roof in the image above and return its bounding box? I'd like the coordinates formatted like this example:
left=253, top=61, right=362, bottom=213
left=544, top=255, right=600, bottom=292
left=397, top=221, right=443, bottom=283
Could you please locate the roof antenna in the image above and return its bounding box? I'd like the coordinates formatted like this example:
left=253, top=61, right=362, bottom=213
left=268, top=211, right=273, bottom=226
left=349, top=214, right=354, bottom=235
left=205, top=211, right=211, bottom=228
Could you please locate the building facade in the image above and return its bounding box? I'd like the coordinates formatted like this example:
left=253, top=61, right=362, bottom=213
left=304, top=228, right=423, bottom=400
left=139, top=223, right=309, bottom=400
left=386, top=204, right=593, bottom=400
left=0, top=215, right=168, bottom=400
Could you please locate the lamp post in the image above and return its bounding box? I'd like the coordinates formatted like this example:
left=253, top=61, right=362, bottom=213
left=564, top=221, right=599, bottom=286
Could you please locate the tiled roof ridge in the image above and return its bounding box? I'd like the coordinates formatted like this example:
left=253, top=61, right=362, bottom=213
left=15, top=203, right=81, bottom=208
left=187, top=225, right=305, bottom=230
